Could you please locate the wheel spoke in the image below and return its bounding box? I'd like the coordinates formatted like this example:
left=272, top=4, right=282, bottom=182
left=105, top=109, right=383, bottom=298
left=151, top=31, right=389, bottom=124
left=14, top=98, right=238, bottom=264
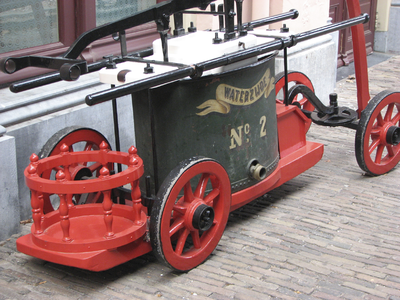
left=191, top=230, right=201, bottom=249
left=183, top=182, right=195, bottom=203
left=74, top=194, right=81, bottom=204
left=203, top=188, right=220, bottom=206
left=376, top=112, right=384, bottom=127
left=384, top=104, right=395, bottom=122
left=175, top=228, right=190, bottom=255
left=82, top=142, right=94, bottom=167
left=86, top=191, right=102, bottom=204
left=84, top=142, right=94, bottom=151
left=194, top=174, right=210, bottom=198
left=368, top=138, right=380, bottom=155
left=375, top=145, right=385, bottom=164
left=386, top=145, right=395, bottom=158
left=169, top=218, right=185, bottom=237
left=172, top=203, right=187, bottom=216
left=88, top=162, right=102, bottom=172
left=370, top=126, right=381, bottom=136
left=391, top=111, right=400, bottom=125
left=298, top=96, right=308, bottom=106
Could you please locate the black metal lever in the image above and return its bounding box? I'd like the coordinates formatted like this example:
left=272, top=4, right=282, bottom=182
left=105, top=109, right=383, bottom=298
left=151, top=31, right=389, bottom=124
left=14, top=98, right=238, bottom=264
left=0, top=56, right=87, bottom=81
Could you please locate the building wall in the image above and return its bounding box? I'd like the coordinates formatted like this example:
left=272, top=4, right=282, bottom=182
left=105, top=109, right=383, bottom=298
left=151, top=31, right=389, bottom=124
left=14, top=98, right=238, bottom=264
left=270, top=0, right=329, bottom=32
left=193, top=0, right=329, bottom=32
left=374, top=0, right=400, bottom=54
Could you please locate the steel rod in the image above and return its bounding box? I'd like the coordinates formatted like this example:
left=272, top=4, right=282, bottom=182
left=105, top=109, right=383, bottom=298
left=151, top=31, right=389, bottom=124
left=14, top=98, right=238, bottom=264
left=10, top=60, right=108, bottom=93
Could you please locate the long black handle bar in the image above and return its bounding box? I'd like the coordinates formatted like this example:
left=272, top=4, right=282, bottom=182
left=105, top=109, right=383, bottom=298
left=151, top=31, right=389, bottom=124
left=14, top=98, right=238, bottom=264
left=64, top=0, right=214, bottom=59
left=6, top=9, right=299, bottom=93
left=85, top=13, right=369, bottom=106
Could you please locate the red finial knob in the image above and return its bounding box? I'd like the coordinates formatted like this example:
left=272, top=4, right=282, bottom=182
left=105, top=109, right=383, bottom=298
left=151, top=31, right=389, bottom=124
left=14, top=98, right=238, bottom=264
left=60, top=143, right=69, bottom=154
left=129, top=146, right=137, bottom=155
left=27, top=164, right=37, bottom=175
left=30, top=153, right=39, bottom=163
left=56, top=170, right=66, bottom=180
left=100, top=166, right=110, bottom=177
left=100, top=141, right=109, bottom=151
left=129, top=156, right=139, bottom=166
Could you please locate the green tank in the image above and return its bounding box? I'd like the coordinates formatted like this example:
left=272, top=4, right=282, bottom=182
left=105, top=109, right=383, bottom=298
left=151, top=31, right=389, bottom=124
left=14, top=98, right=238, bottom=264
left=133, top=53, right=279, bottom=194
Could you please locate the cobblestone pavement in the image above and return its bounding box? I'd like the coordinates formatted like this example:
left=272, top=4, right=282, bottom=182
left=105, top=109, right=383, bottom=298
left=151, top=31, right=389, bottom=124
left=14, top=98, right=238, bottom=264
left=1, top=56, right=400, bottom=300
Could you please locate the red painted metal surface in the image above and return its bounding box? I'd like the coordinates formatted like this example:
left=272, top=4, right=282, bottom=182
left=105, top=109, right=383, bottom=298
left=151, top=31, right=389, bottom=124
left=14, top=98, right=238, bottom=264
left=346, top=0, right=371, bottom=116
left=17, top=143, right=151, bottom=271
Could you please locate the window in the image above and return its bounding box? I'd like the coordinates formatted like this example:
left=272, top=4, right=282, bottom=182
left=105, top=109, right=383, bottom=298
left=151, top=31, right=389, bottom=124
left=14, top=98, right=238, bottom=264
left=96, top=0, right=156, bottom=26
left=0, top=0, right=159, bottom=86
left=0, top=1, right=58, bottom=54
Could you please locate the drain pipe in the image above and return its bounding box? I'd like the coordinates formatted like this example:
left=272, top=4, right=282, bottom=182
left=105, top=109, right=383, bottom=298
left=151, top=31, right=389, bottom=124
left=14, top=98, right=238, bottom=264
left=249, top=159, right=268, bottom=181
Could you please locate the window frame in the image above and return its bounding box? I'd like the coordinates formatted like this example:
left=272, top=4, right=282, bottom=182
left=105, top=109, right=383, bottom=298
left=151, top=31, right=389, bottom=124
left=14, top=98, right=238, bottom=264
left=0, top=0, right=159, bottom=87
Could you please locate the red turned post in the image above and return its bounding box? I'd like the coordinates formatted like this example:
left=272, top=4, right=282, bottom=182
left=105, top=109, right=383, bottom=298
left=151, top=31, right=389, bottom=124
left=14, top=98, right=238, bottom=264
left=60, top=143, right=74, bottom=208
left=129, top=146, right=143, bottom=225
left=56, top=170, right=72, bottom=242
left=28, top=154, right=43, bottom=234
left=100, top=167, right=114, bottom=238
left=99, top=141, right=110, bottom=169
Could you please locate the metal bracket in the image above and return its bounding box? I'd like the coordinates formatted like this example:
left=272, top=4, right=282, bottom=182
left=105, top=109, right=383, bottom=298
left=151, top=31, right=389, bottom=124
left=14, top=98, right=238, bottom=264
left=0, top=56, right=87, bottom=81
left=288, top=85, right=359, bottom=127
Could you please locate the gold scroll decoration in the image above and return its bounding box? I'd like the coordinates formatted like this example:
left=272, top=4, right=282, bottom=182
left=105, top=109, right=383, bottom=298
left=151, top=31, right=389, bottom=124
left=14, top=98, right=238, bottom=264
left=197, top=69, right=275, bottom=116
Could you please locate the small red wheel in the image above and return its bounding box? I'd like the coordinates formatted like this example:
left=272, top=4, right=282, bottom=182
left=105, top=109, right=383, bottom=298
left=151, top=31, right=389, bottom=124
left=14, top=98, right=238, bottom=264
left=39, top=126, right=112, bottom=213
left=356, top=91, right=400, bottom=176
left=275, top=71, right=315, bottom=112
left=150, top=157, right=231, bottom=271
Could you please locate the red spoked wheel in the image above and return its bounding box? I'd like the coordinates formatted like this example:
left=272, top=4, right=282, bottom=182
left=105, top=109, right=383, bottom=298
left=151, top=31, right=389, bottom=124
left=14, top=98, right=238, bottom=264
left=275, top=71, right=315, bottom=112
left=39, top=126, right=112, bottom=213
left=150, top=157, right=231, bottom=272
left=356, top=91, right=400, bottom=176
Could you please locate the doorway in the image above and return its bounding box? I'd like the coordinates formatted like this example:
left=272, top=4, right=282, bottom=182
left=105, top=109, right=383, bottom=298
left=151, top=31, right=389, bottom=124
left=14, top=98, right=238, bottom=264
left=329, top=0, right=377, bottom=67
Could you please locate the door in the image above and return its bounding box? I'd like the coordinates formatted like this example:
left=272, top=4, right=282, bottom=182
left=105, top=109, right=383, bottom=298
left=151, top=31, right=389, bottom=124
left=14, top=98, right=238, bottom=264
left=330, top=0, right=377, bottom=67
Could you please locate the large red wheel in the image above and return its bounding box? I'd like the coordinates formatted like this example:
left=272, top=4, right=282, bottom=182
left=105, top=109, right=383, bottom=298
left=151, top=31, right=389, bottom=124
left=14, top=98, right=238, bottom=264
left=355, top=91, right=400, bottom=176
left=275, top=71, right=315, bottom=112
left=150, top=157, right=231, bottom=271
left=39, top=126, right=112, bottom=213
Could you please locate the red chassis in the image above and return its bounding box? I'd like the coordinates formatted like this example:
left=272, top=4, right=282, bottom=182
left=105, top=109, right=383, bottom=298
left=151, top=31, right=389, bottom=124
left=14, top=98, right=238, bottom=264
left=17, top=101, right=323, bottom=272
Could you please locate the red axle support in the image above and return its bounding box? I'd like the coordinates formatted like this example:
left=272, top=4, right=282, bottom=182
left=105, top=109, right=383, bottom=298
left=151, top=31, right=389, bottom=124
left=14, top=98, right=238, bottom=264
left=346, top=0, right=371, bottom=116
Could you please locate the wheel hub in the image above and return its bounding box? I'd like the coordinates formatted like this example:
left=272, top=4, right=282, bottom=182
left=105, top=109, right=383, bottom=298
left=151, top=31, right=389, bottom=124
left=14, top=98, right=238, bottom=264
left=386, top=126, right=400, bottom=145
left=72, top=166, right=93, bottom=180
left=192, top=204, right=214, bottom=231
